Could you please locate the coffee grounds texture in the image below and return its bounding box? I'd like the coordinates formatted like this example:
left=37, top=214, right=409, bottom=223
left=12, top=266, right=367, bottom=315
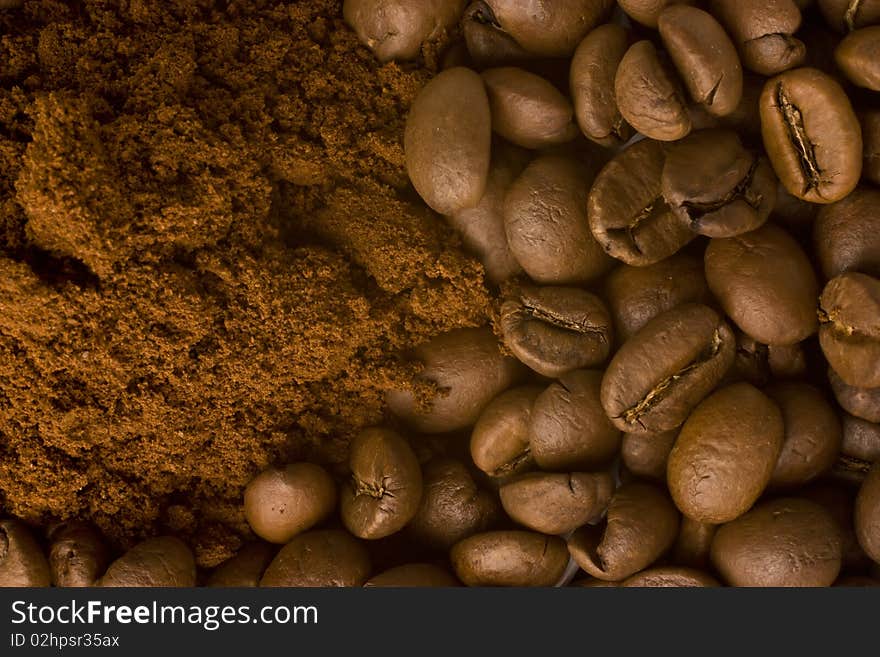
left=0, top=0, right=491, bottom=567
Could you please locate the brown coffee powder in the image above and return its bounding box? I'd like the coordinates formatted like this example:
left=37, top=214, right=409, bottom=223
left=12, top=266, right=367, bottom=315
left=0, top=0, right=489, bottom=566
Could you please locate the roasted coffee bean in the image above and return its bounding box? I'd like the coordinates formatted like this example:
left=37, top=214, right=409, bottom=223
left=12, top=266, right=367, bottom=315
left=601, top=304, right=736, bottom=434
left=364, top=563, right=460, bottom=587
left=450, top=530, right=569, bottom=586
left=341, top=427, right=423, bottom=540
left=712, top=498, right=842, bottom=586
left=818, top=272, right=880, bottom=388
left=343, top=0, right=466, bottom=62
left=588, top=139, right=694, bottom=266
left=404, top=67, right=491, bottom=215
left=480, top=0, right=614, bottom=57
left=615, top=41, right=691, bottom=141
left=243, top=462, right=337, bottom=544
left=621, top=566, right=720, bottom=587
left=408, top=458, right=499, bottom=550
left=470, top=385, right=541, bottom=477
left=759, top=67, right=862, bottom=203
left=803, top=482, right=871, bottom=572
left=499, top=471, right=613, bottom=535
left=47, top=522, right=109, bottom=587
left=448, top=144, right=528, bottom=284
left=98, top=537, right=196, bottom=587
left=658, top=6, right=743, bottom=117
left=711, top=0, right=806, bottom=75
left=462, top=1, right=531, bottom=67
left=662, top=130, right=776, bottom=238
left=570, top=23, right=633, bottom=147
left=481, top=67, right=578, bottom=149
left=504, top=155, right=611, bottom=285
left=836, top=26, right=880, bottom=89
left=838, top=413, right=880, bottom=476
left=500, top=285, right=612, bottom=378
left=705, top=224, right=819, bottom=345
left=0, top=519, right=50, bottom=587
left=668, top=383, right=784, bottom=523
left=618, top=0, right=696, bottom=27
left=530, top=369, right=622, bottom=470
left=207, top=542, right=276, bottom=587
left=603, top=254, right=710, bottom=342
left=260, top=530, right=371, bottom=587
left=814, top=187, right=880, bottom=279
left=732, top=331, right=807, bottom=385
left=818, top=0, right=880, bottom=32
left=830, top=367, right=880, bottom=422
left=386, top=327, right=524, bottom=433
left=621, top=430, right=677, bottom=481
left=567, top=482, right=679, bottom=581
left=861, top=110, right=880, bottom=185
left=672, top=517, right=716, bottom=570
left=767, top=383, right=842, bottom=488
left=856, top=464, right=880, bottom=562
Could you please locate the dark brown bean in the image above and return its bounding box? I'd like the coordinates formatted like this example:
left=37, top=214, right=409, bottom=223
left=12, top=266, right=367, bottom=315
left=803, top=482, right=871, bottom=572
left=97, top=537, right=196, bottom=587
left=621, top=430, right=677, bottom=481
left=861, top=109, right=880, bottom=184
left=668, top=383, right=785, bottom=523
left=621, top=566, right=720, bottom=587
left=814, top=187, right=880, bottom=279
left=341, top=427, right=423, bottom=540
left=856, top=464, right=880, bottom=562
left=0, top=519, right=50, bottom=587
left=47, top=522, right=109, bottom=587
left=818, top=0, right=880, bottom=32
left=732, top=332, right=807, bottom=386
left=830, top=367, right=880, bottom=423
left=500, top=285, right=612, bottom=378
left=618, top=0, right=696, bottom=27
left=260, top=530, right=371, bottom=587
left=836, top=26, right=880, bottom=88
left=207, top=542, right=276, bottom=587
left=470, top=385, right=541, bottom=478
left=672, top=517, right=717, bottom=570
left=461, top=1, right=531, bottom=68
left=601, top=304, right=736, bottom=434
left=711, top=0, right=806, bottom=75
left=451, top=530, right=569, bottom=586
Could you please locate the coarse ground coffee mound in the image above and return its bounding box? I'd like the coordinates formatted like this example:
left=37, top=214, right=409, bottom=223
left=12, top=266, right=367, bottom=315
left=0, top=0, right=489, bottom=566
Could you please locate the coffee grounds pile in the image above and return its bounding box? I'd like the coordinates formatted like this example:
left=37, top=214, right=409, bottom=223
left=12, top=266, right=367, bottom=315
left=0, top=0, right=490, bottom=566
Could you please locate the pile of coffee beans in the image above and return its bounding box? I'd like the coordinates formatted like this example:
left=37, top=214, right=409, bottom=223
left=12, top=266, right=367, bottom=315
left=3, top=0, right=880, bottom=588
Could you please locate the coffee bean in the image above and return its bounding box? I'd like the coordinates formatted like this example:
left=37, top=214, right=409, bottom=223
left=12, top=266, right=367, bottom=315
left=732, top=331, right=807, bottom=385
left=621, top=566, right=720, bottom=587
left=404, top=67, right=491, bottom=215
left=0, top=519, right=50, bottom=587
left=711, top=498, right=842, bottom=586
left=260, top=530, right=371, bottom=587
left=767, top=382, right=843, bottom=488
left=461, top=1, right=531, bottom=68
left=530, top=369, right=622, bottom=470
left=244, top=462, right=337, bottom=544
left=658, top=6, right=743, bottom=117
left=98, top=537, right=196, bottom=587
left=618, top=0, right=696, bottom=27
left=47, top=522, right=109, bottom=587
left=601, top=304, right=736, bottom=434
left=760, top=67, right=861, bottom=203
left=481, top=67, right=579, bottom=149
left=711, top=0, right=806, bottom=75
left=621, top=430, right=678, bottom=481
left=500, top=285, right=612, bottom=378
left=481, top=0, right=614, bottom=58
left=836, top=26, right=880, bottom=89
left=662, top=130, right=776, bottom=238
left=604, top=254, right=710, bottom=342
left=567, top=482, right=680, bottom=581
left=386, top=327, right=525, bottom=433
left=341, top=427, right=423, bottom=540
left=672, top=517, right=717, bottom=570
left=856, top=464, right=880, bottom=562
left=343, top=0, right=466, bottom=62
left=818, top=0, right=880, bottom=32
left=668, top=383, right=784, bottom=523
left=470, top=385, right=541, bottom=478
left=838, top=413, right=880, bottom=477
left=408, top=457, right=499, bottom=550
left=364, top=563, right=460, bottom=587
left=830, top=367, right=880, bottom=423
left=448, top=144, right=528, bottom=285
left=860, top=110, right=880, bottom=185
left=588, top=139, right=694, bottom=266
left=818, top=272, right=880, bottom=388
left=705, top=224, right=819, bottom=345
left=504, top=154, right=611, bottom=285
left=615, top=41, right=692, bottom=141
left=499, top=471, right=613, bottom=535
left=814, top=187, right=880, bottom=279
left=451, top=530, right=569, bottom=586
left=570, top=23, right=633, bottom=147
left=803, top=482, right=871, bottom=572
left=207, top=542, right=276, bottom=587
